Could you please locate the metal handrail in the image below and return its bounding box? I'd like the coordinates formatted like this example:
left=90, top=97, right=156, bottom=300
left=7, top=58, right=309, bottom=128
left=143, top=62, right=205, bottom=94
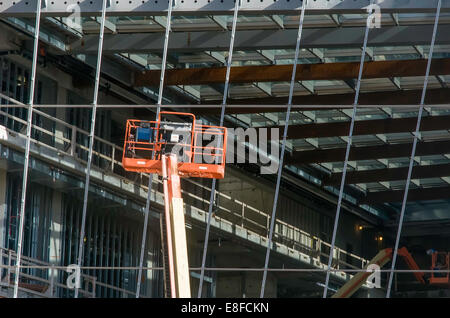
left=0, top=247, right=134, bottom=298
left=0, top=100, right=369, bottom=271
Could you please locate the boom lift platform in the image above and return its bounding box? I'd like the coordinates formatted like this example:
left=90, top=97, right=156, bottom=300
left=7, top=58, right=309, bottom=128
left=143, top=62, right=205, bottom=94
left=122, top=111, right=227, bottom=298
left=122, top=112, right=226, bottom=179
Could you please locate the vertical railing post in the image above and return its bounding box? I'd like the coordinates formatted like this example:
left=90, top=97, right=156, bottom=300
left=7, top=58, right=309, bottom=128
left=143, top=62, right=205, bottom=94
left=111, top=146, right=115, bottom=172
left=316, top=238, right=321, bottom=261
left=49, top=266, right=54, bottom=298
left=241, top=202, right=245, bottom=227
left=71, top=126, right=77, bottom=157
left=92, top=278, right=97, bottom=298
left=336, top=248, right=340, bottom=270
left=7, top=250, right=12, bottom=285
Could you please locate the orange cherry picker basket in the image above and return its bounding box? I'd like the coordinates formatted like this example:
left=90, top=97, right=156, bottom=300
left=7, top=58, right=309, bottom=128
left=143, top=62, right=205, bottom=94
left=121, top=111, right=227, bottom=179
left=429, top=251, right=450, bottom=284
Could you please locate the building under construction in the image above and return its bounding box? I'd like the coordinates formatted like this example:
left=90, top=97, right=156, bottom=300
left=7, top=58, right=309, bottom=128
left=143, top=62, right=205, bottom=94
left=0, top=0, right=450, bottom=299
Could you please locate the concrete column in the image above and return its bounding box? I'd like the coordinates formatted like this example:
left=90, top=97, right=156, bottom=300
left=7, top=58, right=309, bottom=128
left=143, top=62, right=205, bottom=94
left=0, top=169, right=7, bottom=250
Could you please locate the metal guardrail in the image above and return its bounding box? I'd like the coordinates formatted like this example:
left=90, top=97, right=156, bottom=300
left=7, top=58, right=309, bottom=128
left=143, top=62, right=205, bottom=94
left=0, top=96, right=369, bottom=273
left=0, top=247, right=138, bottom=298
left=0, top=247, right=96, bottom=298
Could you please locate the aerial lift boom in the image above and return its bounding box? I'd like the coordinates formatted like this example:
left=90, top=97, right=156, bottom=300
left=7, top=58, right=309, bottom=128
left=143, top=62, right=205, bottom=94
left=122, top=111, right=227, bottom=298
left=332, top=247, right=425, bottom=298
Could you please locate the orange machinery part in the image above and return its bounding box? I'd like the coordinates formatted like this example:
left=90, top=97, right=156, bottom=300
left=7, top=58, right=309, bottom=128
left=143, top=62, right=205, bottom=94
left=161, top=155, right=177, bottom=298
left=122, top=111, right=227, bottom=179
left=334, top=247, right=425, bottom=298
left=336, top=248, right=393, bottom=298
left=429, top=252, right=450, bottom=284
left=166, top=154, right=182, bottom=200
left=397, top=247, right=426, bottom=285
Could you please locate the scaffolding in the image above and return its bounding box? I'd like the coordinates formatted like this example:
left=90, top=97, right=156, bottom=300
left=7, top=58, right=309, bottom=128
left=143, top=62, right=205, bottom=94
left=0, top=0, right=447, bottom=299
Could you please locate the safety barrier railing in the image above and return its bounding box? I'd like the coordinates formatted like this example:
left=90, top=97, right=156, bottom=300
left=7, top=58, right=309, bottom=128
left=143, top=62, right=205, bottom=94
left=0, top=247, right=95, bottom=298
left=182, top=179, right=368, bottom=270
left=0, top=100, right=369, bottom=273
left=0, top=247, right=137, bottom=298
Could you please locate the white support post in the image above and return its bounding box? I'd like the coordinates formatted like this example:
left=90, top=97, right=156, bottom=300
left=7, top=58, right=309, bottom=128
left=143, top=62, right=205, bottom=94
left=74, top=0, right=108, bottom=298
left=0, top=169, right=6, bottom=251
left=136, top=0, right=175, bottom=299
left=13, top=0, right=42, bottom=299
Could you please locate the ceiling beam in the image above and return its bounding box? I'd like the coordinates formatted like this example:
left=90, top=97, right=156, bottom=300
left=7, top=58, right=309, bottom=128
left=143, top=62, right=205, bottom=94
left=194, top=88, right=450, bottom=114
left=1, top=0, right=448, bottom=17
left=69, top=25, right=450, bottom=54
left=385, top=220, right=450, bottom=237
left=134, top=58, right=450, bottom=86
left=325, top=163, right=450, bottom=186
left=360, top=186, right=450, bottom=204
left=273, top=114, right=450, bottom=140
left=286, top=140, right=450, bottom=165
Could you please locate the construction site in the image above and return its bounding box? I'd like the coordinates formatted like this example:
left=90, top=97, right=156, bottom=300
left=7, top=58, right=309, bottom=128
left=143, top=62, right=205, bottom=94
left=0, top=0, right=450, bottom=299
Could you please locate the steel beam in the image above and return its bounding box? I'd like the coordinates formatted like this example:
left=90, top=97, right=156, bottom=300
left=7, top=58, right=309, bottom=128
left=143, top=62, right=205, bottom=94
left=360, top=186, right=450, bottom=204
left=70, top=25, right=450, bottom=54
left=286, top=140, right=450, bottom=164
left=195, top=88, right=450, bottom=114
left=274, top=114, right=450, bottom=140
left=325, top=163, right=450, bottom=186
left=1, top=0, right=449, bottom=17
left=134, top=58, right=450, bottom=86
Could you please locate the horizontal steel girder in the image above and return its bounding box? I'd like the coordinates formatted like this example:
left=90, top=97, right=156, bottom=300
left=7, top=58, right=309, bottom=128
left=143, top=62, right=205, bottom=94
left=360, top=186, right=450, bottom=204
left=69, top=25, right=450, bottom=54
left=273, top=114, right=450, bottom=140
left=194, top=88, right=450, bottom=114
left=0, top=0, right=448, bottom=17
left=325, top=163, right=450, bottom=186
left=286, top=140, right=450, bottom=164
left=133, top=58, right=450, bottom=86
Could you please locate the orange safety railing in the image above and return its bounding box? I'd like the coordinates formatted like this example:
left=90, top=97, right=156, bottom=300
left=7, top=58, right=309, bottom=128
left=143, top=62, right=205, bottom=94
left=430, top=252, right=450, bottom=284
left=122, top=111, right=227, bottom=179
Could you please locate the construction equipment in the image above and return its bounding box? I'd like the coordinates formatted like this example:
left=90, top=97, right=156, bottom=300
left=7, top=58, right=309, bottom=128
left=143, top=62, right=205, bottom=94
left=122, top=111, right=226, bottom=179
left=122, top=111, right=227, bottom=298
left=429, top=251, right=450, bottom=284
left=332, top=247, right=425, bottom=298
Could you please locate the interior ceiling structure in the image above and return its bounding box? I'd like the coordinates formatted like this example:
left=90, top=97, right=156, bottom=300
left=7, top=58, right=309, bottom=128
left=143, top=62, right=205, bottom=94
left=1, top=0, right=450, bottom=220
